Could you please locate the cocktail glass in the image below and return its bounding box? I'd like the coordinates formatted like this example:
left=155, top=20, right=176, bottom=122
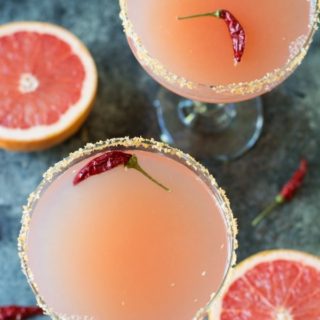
left=19, top=137, right=237, bottom=320
left=120, top=0, right=319, bottom=160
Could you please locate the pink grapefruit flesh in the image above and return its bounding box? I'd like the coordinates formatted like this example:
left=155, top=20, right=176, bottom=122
left=0, top=22, right=97, bottom=151
left=210, top=250, right=320, bottom=320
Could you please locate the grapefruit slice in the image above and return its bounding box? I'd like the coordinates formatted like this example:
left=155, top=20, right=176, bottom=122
left=0, top=21, right=97, bottom=151
left=210, top=250, right=320, bottom=320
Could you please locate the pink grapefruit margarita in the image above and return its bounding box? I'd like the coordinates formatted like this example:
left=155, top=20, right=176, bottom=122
left=121, top=0, right=318, bottom=102
left=19, top=138, right=236, bottom=320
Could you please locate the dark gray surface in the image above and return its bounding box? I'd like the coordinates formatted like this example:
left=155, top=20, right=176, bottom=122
left=0, top=0, right=319, bottom=313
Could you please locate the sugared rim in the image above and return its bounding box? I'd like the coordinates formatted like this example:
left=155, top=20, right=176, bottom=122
left=119, top=0, right=319, bottom=97
left=209, top=249, right=320, bottom=319
left=18, top=137, right=238, bottom=320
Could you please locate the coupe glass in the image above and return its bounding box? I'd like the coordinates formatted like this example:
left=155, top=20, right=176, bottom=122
left=19, top=137, right=237, bottom=320
left=120, top=0, right=319, bottom=161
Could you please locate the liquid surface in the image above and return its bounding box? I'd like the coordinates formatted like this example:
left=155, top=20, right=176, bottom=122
left=127, top=0, right=313, bottom=88
left=26, top=150, right=230, bottom=320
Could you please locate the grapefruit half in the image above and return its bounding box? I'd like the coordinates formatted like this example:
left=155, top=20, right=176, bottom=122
left=0, top=21, right=97, bottom=151
left=210, top=250, right=320, bottom=320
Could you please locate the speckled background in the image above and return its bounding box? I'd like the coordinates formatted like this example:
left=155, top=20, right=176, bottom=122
left=0, top=0, right=319, bottom=315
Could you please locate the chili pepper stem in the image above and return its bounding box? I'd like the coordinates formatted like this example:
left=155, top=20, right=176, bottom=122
left=178, top=10, right=221, bottom=20
left=126, top=155, right=170, bottom=192
left=251, top=195, right=284, bottom=227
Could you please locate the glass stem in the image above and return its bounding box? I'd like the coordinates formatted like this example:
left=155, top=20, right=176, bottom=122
left=178, top=101, right=236, bottom=133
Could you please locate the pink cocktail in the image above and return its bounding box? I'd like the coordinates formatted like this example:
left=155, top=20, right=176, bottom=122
left=19, top=137, right=237, bottom=320
left=120, top=0, right=319, bottom=160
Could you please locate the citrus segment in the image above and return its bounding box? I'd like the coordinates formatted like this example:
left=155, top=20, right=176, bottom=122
left=0, top=22, right=97, bottom=151
left=210, top=250, right=320, bottom=320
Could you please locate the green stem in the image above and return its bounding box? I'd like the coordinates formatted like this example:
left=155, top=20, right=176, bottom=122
left=178, top=10, right=221, bottom=20
left=251, top=196, right=284, bottom=227
left=126, top=155, right=170, bottom=192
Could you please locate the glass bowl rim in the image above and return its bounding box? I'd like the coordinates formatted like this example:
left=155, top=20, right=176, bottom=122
left=119, top=0, right=320, bottom=98
left=18, top=137, right=238, bottom=319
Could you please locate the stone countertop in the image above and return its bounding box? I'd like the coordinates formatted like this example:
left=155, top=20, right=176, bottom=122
left=0, top=0, right=319, bottom=313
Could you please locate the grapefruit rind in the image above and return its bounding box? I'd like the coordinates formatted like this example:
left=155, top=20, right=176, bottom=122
left=209, top=249, right=320, bottom=319
left=0, top=22, right=97, bottom=151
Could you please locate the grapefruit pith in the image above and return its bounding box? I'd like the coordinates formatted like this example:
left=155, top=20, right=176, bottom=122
left=0, top=21, right=97, bottom=151
left=210, top=250, right=320, bottom=320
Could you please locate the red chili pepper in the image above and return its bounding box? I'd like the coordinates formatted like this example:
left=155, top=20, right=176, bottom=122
left=252, top=159, right=308, bottom=227
left=73, top=151, right=132, bottom=185
left=218, top=10, right=245, bottom=63
left=0, top=305, right=43, bottom=320
left=178, top=9, right=246, bottom=63
left=279, top=159, right=308, bottom=201
left=73, top=151, right=170, bottom=191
